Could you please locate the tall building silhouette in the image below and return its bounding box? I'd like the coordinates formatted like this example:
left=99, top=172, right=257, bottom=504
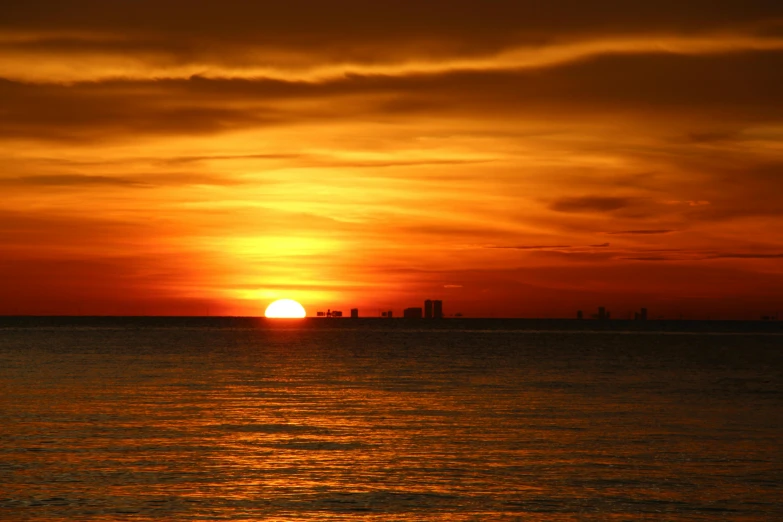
left=433, top=300, right=443, bottom=319
left=350, top=308, right=359, bottom=319
left=424, top=300, right=433, bottom=319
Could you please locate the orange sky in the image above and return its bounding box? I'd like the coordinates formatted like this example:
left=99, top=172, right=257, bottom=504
left=1, top=1, right=782, bottom=318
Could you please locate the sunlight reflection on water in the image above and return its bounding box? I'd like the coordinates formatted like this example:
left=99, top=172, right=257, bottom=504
left=0, top=321, right=781, bottom=520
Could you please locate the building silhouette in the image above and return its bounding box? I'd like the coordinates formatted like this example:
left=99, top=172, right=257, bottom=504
left=634, top=308, right=648, bottom=320
left=424, top=300, right=433, bottom=319
left=433, top=300, right=443, bottom=319
left=350, top=308, right=358, bottom=319
left=577, top=310, right=583, bottom=319
left=404, top=307, right=423, bottom=319
left=595, top=307, right=610, bottom=320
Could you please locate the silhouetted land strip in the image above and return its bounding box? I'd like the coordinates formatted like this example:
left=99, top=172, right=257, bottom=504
left=0, top=316, right=781, bottom=333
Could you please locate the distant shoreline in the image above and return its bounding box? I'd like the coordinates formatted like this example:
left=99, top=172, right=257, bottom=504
left=1, top=316, right=780, bottom=334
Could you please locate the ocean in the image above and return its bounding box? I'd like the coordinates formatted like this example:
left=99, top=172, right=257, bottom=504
left=1, top=318, right=781, bottom=520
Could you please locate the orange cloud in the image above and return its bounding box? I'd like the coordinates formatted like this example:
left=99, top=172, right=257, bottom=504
left=1, top=2, right=782, bottom=318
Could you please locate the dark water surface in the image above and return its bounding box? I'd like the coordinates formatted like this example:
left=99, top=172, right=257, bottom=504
left=1, top=318, right=781, bottom=520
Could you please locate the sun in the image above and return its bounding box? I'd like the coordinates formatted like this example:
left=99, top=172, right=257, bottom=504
left=264, top=299, right=306, bottom=318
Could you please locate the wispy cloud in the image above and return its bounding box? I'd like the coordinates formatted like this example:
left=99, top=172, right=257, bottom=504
left=605, top=229, right=676, bottom=235
left=709, top=253, right=783, bottom=259
left=1, top=1, right=782, bottom=317
left=550, top=196, right=634, bottom=213
left=2, top=7, right=782, bottom=84
left=0, top=175, right=148, bottom=187
left=488, top=244, right=573, bottom=250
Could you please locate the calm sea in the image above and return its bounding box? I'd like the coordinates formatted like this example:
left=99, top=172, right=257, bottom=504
left=1, top=318, right=781, bottom=520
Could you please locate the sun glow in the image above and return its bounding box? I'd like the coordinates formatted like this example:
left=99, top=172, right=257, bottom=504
left=264, top=299, right=307, bottom=318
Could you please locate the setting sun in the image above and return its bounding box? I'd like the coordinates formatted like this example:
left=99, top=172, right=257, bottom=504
left=264, top=299, right=307, bottom=318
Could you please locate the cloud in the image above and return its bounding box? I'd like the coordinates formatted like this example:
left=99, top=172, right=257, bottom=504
left=1, top=1, right=782, bottom=83
left=621, top=251, right=783, bottom=261
left=549, top=196, right=634, bottom=213
left=489, top=244, right=573, bottom=250
left=159, top=153, right=304, bottom=165
left=3, top=49, right=783, bottom=144
left=0, top=171, right=253, bottom=189
left=490, top=242, right=783, bottom=264
left=487, top=242, right=614, bottom=255
left=708, top=253, right=783, bottom=259
left=622, top=256, right=686, bottom=261
left=1, top=2, right=782, bottom=317
left=0, top=209, right=155, bottom=259
left=7, top=1, right=780, bottom=41
left=686, top=131, right=742, bottom=143
left=665, top=200, right=710, bottom=207
left=0, top=175, right=148, bottom=187
left=529, top=250, right=618, bottom=262
left=681, top=162, right=783, bottom=221
left=605, top=229, right=676, bottom=235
